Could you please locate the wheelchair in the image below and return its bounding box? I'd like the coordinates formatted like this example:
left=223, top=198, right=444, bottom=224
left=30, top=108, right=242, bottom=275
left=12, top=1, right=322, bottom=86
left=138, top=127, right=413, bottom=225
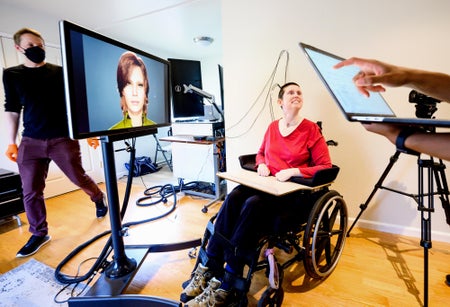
left=184, top=154, right=347, bottom=306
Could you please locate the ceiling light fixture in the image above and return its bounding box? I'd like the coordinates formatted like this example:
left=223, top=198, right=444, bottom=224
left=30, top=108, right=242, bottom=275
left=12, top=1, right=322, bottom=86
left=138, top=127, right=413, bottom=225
left=193, top=36, right=214, bottom=46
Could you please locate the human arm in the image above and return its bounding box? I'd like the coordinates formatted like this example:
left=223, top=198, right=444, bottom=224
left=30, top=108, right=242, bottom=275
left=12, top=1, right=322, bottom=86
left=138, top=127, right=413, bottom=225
left=294, top=128, right=332, bottom=179
left=4, top=111, right=20, bottom=162
left=257, top=156, right=301, bottom=180
left=334, top=57, right=450, bottom=102
left=334, top=57, right=450, bottom=160
left=362, top=123, right=450, bottom=161
left=256, top=127, right=270, bottom=176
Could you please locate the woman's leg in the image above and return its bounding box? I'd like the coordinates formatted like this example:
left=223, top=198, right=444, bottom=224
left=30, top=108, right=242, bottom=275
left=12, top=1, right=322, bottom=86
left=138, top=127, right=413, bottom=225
left=206, top=185, right=259, bottom=260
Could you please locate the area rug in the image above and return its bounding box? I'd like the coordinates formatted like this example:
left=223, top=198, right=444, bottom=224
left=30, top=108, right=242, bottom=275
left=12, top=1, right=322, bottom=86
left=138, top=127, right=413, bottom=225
left=0, top=258, right=89, bottom=307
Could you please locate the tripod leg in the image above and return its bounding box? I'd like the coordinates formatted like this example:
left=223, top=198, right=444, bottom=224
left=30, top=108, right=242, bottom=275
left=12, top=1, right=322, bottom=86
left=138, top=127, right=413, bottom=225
left=432, top=159, right=450, bottom=225
left=430, top=159, right=450, bottom=289
left=347, top=151, right=401, bottom=236
left=417, top=158, right=436, bottom=307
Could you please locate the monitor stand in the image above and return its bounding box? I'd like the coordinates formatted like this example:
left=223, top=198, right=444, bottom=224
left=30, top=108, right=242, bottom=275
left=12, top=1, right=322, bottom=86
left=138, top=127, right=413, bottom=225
left=69, top=132, right=200, bottom=306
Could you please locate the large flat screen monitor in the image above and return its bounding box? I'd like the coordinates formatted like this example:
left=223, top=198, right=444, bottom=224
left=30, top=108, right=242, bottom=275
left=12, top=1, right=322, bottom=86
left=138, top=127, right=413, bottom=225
left=59, top=20, right=171, bottom=139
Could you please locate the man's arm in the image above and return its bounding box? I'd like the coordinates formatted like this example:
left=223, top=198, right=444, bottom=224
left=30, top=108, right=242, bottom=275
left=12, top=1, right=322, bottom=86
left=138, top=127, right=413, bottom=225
left=363, top=123, right=450, bottom=161
left=334, top=57, right=450, bottom=161
left=5, top=111, right=19, bottom=144
left=404, top=69, right=450, bottom=103
left=405, top=132, right=450, bottom=161
left=4, top=111, right=20, bottom=162
left=334, top=57, right=450, bottom=102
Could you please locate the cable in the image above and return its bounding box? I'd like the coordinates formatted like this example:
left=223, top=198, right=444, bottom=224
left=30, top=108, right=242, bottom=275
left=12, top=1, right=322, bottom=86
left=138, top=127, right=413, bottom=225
left=53, top=138, right=178, bottom=289
left=226, top=50, right=290, bottom=139
left=53, top=257, right=99, bottom=304
left=54, top=136, right=224, bottom=292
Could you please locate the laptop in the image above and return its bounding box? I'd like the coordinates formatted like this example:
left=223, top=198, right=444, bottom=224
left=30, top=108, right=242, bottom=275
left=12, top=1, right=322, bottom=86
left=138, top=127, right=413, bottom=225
left=299, top=42, right=450, bottom=128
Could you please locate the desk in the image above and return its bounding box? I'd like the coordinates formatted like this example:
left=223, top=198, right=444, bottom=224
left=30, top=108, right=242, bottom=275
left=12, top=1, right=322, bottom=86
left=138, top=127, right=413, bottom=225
left=160, top=135, right=226, bottom=212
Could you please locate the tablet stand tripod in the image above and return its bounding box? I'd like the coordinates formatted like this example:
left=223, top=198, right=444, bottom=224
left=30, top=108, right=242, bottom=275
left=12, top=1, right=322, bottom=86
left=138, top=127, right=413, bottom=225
left=347, top=149, right=450, bottom=307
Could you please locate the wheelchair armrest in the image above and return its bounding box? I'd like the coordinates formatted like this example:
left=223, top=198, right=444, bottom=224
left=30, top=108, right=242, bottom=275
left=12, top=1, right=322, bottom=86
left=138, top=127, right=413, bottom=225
left=238, top=154, right=257, bottom=171
left=238, top=154, right=340, bottom=187
left=290, top=165, right=340, bottom=187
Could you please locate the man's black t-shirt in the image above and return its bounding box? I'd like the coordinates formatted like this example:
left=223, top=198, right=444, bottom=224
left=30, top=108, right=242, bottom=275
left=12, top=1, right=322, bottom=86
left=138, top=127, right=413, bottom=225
left=3, top=63, right=69, bottom=139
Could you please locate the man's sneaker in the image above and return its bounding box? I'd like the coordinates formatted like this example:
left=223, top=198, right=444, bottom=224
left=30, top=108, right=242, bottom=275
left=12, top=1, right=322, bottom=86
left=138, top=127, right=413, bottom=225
left=95, top=194, right=108, bottom=218
left=180, top=263, right=213, bottom=303
left=446, top=274, right=450, bottom=286
left=16, top=235, right=51, bottom=258
left=184, top=277, right=230, bottom=307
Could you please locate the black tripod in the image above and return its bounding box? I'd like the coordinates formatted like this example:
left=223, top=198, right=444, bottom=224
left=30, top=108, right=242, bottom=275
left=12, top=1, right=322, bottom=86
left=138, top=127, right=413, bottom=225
left=347, top=148, right=450, bottom=306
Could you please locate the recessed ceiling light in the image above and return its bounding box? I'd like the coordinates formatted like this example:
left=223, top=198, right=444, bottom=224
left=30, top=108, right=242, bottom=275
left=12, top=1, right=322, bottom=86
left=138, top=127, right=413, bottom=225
left=193, top=36, right=214, bottom=46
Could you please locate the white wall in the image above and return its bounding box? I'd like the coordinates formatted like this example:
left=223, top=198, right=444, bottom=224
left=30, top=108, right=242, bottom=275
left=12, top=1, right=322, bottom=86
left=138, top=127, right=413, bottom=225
left=222, top=0, right=450, bottom=243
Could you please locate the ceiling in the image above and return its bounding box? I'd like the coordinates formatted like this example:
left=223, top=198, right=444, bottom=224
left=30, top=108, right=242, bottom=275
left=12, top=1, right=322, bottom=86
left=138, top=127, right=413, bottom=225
left=1, top=0, right=222, bottom=60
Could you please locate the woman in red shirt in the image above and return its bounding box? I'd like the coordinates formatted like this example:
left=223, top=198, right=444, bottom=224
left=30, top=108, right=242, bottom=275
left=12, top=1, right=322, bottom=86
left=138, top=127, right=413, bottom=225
left=181, top=82, right=332, bottom=306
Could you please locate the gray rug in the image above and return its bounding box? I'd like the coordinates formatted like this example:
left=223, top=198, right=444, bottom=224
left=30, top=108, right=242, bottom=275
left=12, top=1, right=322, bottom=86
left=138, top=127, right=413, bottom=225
left=0, top=259, right=89, bottom=307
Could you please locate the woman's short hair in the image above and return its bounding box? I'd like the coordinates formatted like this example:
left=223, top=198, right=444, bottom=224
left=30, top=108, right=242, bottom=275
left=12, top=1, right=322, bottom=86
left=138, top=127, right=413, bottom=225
left=278, top=82, right=300, bottom=99
left=117, top=51, right=149, bottom=114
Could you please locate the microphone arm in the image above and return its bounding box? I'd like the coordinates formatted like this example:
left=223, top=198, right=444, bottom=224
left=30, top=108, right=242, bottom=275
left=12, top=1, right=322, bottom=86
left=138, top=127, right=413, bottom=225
left=183, top=84, right=224, bottom=121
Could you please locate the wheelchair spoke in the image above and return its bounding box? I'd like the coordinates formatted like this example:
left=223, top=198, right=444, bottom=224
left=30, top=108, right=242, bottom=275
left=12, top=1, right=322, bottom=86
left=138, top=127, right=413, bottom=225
left=327, top=201, right=341, bottom=227
left=315, top=228, right=332, bottom=264
left=303, top=192, right=348, bottom=279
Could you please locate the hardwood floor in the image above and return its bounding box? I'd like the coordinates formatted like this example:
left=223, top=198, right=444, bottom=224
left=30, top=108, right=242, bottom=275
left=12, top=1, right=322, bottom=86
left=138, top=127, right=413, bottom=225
left=1, top=169, right=450, bottom=306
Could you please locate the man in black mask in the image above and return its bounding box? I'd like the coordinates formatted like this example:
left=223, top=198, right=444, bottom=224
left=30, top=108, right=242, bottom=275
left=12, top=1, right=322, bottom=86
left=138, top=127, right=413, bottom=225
left=2, top=28, right=108, bottom=258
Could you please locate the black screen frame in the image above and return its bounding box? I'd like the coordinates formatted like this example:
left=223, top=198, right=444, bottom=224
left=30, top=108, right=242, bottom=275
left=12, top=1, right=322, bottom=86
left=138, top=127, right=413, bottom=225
left=59, top=20, right=171, bottom=139
left=168, top=58, right=204, bottom=120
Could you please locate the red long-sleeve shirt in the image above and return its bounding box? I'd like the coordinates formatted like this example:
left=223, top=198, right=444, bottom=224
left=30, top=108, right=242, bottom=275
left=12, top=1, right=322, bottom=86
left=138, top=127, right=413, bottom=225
left=255, top=119, right=332, bottom=178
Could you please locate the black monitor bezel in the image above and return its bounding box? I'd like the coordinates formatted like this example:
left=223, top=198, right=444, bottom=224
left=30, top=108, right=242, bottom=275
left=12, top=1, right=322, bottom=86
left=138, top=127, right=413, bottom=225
left=59, top=20, right=171, bottom=140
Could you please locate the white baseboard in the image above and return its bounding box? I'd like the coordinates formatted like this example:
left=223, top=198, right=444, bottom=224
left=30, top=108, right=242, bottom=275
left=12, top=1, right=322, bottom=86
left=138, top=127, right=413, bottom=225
left=348, top=218, right=450, bottom=244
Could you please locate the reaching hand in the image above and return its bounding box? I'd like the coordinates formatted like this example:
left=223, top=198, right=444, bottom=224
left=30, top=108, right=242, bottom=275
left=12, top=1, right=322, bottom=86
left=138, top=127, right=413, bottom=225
left=87, top=138, right=99, bottom=149
left=5, top=144, right=18, bottom=162
left=334, top=57, right=407, bottom=97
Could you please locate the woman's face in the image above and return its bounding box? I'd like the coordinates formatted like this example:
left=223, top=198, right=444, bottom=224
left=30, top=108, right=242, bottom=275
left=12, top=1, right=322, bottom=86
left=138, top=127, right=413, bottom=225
left=123, top=66, right=146, bottom=116
left=279, top=84, right=303, bottom=113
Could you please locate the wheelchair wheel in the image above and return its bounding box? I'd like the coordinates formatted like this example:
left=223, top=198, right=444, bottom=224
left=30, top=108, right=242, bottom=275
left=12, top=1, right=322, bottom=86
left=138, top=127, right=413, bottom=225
left=257, top=286, right=284, bottom=307
left=303, top=190, right=347, bottom=279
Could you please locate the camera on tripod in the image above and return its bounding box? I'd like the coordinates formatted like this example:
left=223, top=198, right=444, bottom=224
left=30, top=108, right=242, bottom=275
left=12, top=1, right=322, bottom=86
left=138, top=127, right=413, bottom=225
left=409, top=90, right=441, bottom=119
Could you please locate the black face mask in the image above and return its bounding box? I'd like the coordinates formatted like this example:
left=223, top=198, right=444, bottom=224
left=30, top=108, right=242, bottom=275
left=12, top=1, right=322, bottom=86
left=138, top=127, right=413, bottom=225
left=24, top=46, right=45, bottom=64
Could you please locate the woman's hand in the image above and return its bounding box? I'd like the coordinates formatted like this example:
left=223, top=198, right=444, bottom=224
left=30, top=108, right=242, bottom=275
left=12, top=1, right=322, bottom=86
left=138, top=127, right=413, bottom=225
left=275, top=168, right=300, bottom=182
left=257, top=163, right=270, bottom=177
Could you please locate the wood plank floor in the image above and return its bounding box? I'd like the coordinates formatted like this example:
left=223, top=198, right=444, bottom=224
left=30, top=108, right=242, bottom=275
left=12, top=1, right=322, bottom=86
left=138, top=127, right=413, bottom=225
left=1, top=169, right=450, bottom=306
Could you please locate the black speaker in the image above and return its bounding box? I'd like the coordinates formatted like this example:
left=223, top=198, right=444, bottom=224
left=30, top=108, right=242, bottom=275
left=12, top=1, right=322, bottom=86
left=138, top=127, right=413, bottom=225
left=168, top=58, right=204, bottom=119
